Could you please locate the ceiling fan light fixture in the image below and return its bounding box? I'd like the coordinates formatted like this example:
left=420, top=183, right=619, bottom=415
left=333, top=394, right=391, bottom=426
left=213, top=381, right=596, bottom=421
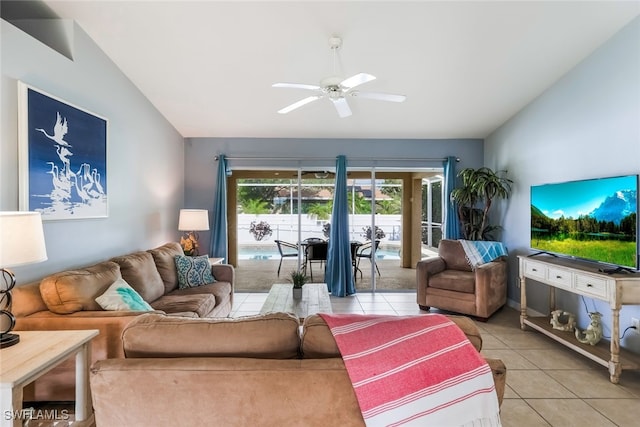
left=272, top=35, right=405, bottom=117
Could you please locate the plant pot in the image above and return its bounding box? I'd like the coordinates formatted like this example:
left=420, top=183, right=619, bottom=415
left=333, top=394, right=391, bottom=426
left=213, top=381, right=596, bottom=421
left=292, top=287, right=303, bottom=299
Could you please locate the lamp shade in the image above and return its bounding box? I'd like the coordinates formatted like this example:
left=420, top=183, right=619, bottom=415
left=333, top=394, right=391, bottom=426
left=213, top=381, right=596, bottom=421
left=0, top=211, right=48, bottom=267
left=178, top=209, right=209, bottom=231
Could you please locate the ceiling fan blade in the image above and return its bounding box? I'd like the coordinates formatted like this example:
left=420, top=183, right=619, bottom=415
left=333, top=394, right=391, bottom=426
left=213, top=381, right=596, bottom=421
left=277, top=95, right=322, bottom=114
left=350, top=91, right=406, bottom=103
left=273, top=83, right=321, bottom=91
left=331, top=97, right=352, bottom=118
left=340, top=73, right=376, bottom=90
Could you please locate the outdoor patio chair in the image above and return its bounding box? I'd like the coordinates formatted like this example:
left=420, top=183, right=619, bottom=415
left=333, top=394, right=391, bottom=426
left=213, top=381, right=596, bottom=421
left=304, top=241, right=328, bottom=281
left=275, top=240, right=299, bottom=276
left=355, top=240, right=381, bottom=278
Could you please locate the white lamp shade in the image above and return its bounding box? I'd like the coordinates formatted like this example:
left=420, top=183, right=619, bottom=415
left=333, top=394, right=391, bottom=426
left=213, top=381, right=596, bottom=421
left=0, top=211, right=48, bottom=267
left=178, top=209, right=209, bottom=231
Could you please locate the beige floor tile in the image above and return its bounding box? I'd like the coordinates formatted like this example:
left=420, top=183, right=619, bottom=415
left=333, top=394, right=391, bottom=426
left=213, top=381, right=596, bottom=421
left=499, top=332, right=560, bottom=349
left=584, top=398, right=640, bottom=427
left=519, top=348, right=599, bottom=370
left=386, top=301, right=421, bottom=311
left=362, top=310, right=398, bottom=315
left=332, top=307, right=365, bottom=314
left=502, top=384, right=520, bottom=399
left=481, top=349, right=538, bottom=369
left=499, top=399, right=551, bottom=427
left=480, top=333, right=509, bottom=350
left=526, top=399, right=617, bottom=426
left=358, top=301, right=394, bottom=310
left=507, top=370, right=576, bottom=398
left=616, top=370, right=640, bottom=398
left=394, top=309, right=427, bottom=316
left=546, top=369, right=636, bottom=398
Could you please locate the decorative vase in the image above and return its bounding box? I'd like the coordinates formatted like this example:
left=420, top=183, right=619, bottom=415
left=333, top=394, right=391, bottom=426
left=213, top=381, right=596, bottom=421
left=292, top=287, right=303, bottom=299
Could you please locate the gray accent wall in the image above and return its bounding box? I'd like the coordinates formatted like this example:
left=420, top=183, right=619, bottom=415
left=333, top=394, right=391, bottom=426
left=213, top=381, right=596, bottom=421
left=485, top=17, right=640, bottom=352
left=1, top=19, right=184, bottom=282
left=184, top=137, right=484, bottom=248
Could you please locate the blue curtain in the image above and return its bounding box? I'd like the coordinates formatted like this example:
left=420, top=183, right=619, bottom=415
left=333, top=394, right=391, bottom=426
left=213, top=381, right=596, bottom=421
left=210, top=155, right=228, bottom=260
left=325, top=155, right=355, bottom=297
left=443, top=156, right=461, bottom=240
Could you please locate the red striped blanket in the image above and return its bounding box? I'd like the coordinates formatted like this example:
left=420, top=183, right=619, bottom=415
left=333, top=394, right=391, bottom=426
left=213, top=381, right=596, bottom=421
left=319, top=313, right=501, bottom=426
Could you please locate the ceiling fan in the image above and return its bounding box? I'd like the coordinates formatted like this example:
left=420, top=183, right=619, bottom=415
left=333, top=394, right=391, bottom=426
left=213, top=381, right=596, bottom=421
left=273, top=36, right=406, bottom=118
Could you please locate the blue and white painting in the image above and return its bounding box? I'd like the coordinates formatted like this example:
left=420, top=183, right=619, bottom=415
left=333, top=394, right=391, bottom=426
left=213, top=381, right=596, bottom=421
left=19, top=83, right=108, bottom=220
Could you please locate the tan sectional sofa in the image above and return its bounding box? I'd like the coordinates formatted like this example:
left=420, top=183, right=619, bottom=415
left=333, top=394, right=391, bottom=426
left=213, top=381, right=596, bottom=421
left=12, top=242, right=234, bottom=401
left=90, top=312, right=506, bottom=427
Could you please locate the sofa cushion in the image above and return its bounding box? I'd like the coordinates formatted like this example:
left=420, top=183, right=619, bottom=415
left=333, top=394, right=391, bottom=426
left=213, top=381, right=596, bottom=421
left=110, top=251, right=165, bottom=303
left=175, top=255, right=215, bottom=289
left=150, top=294, right=216, bottom=317
left=300, top=314, right=482, bottom=358
left=95, top=278, right=154, bottom=312
left=167, top=281, right=232, bottom=304
left=429, top=270, right=476, bottom=293
left=439, top=239, right=473, bottom=272
left=148, top=242, right=184, bottom=294
left=122, top=312, right=301, bottom=359
left=39, top=261, right=122, bottom=314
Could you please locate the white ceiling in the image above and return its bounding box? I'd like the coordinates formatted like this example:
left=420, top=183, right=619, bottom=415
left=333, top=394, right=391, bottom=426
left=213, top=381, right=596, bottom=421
left=44, top=1, right=639, bottom=139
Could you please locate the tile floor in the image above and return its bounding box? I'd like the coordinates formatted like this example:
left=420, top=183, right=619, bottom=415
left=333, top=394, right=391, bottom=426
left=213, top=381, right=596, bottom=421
left=232, top=291, right=640, bottom=427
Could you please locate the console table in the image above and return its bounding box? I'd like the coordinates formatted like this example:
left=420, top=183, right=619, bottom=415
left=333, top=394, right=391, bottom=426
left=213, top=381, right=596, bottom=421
left=518, top=255, right=640, bottom=383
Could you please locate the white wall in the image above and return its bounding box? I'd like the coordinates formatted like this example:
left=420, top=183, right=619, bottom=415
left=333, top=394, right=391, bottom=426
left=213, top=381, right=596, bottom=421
left=485, top=17, right=640, bottom=352
left=1, top=19, right=185, bottom=283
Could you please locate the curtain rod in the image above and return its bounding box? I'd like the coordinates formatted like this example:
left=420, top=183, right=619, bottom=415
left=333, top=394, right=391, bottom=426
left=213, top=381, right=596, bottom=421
left=214, top=156, right=459, bottom=162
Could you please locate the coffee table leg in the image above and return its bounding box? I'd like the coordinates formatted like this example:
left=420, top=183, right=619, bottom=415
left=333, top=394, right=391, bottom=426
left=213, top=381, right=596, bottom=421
left=75, top=343, right=92, bottom=423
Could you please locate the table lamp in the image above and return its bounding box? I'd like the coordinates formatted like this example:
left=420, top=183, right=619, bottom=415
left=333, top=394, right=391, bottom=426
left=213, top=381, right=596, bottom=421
left=0, top=212, right=48, bottom=348
left=178, top=209, right=209, bottom=256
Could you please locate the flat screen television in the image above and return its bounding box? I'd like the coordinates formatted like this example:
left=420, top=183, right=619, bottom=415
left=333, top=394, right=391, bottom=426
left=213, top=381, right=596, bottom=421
left=530, top=174, right=638, bottom=272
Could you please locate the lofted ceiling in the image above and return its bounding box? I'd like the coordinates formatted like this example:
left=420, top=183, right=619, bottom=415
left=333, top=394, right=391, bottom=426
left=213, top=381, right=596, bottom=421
left=42, top=1, right=639, bottom=139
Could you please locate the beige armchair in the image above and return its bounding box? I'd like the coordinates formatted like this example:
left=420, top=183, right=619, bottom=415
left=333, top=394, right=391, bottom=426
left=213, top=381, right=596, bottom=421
left=416, top=239, right=507, bottom=320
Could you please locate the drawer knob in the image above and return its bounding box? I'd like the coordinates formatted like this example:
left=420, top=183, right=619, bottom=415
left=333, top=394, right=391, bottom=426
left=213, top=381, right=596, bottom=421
left=587, top=284, right=593, bottom=287
left=532, top=268, right=537, bottom=272
left=556, top=275, right=562, bottom=279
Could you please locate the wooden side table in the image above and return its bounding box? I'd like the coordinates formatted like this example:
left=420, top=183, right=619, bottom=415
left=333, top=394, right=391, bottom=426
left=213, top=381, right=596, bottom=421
left=0, top=330, right=99, bottom=427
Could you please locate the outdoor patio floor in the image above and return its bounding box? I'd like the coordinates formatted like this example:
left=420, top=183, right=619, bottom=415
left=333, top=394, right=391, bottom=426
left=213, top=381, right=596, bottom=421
left=233, top=258, right=425, bottom=292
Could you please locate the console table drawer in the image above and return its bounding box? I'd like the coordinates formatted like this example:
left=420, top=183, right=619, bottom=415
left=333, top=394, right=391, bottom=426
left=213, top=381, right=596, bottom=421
left=524, top=261, right=547, bottom=279
left=575, top=274, right=609, bottom=299
left=547, top=267, right=572, bottom=288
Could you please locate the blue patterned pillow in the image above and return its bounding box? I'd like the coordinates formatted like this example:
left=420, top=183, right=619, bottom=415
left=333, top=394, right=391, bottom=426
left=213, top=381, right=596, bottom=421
left=96, top=278, right=154, bottom=311
left=175, top=255, right=216, bottom=289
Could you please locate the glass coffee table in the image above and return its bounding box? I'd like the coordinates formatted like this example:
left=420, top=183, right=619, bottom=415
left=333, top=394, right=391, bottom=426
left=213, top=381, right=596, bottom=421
left=260, top=283, right=332, bottom=320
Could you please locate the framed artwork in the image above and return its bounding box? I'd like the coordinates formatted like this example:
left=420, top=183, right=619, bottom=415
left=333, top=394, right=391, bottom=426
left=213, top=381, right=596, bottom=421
left=18, top=82, right=108, bottom=220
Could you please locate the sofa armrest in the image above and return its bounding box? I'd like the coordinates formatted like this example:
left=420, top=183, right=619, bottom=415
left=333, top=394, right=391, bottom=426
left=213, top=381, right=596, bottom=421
left=212, top=264, right=235, bottom=288
left=474, top=260, right=508, bottom=318
left=416, top=257, right=446, bottom=304
left=485, top=358, right=506, bottom=407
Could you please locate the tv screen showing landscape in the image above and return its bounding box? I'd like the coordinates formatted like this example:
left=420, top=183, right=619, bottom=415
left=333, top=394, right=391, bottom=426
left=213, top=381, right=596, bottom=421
left=531, top=175, right=638, bottom=270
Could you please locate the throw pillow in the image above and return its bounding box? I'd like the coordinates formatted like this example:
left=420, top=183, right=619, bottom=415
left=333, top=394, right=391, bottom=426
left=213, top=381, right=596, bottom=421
left=95, top=278, right=154, bottom=311
left=175, top=255, right=216, bottom=289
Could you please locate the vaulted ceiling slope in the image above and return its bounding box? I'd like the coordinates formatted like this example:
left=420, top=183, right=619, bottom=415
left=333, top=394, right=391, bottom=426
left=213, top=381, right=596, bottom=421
left=43, top=1, right=639, bottom=139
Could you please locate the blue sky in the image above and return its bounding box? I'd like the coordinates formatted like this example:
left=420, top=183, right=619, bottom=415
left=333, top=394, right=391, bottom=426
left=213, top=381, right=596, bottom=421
left=531, top=175, right=637, bottom=219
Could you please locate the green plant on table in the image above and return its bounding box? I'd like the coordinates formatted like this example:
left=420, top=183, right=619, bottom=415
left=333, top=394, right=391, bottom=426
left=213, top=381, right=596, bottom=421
left=288, top=270, right=309, bottom=289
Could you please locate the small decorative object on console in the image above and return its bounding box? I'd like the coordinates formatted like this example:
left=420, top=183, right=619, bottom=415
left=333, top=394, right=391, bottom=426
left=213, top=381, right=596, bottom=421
left=550, top=310, right=576, bottom=332
left=575, top=312, right=603, bottom=346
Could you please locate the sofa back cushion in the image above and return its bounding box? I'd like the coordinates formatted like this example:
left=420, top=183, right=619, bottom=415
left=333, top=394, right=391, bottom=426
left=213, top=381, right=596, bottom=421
left=301, top=314, right=483, bottom=358
left=110, top=251, right=165, bottom=303
left=148, top=242, right=183, bottom=294
left=39, top=261, right=122, bottom=314
left=123, top=312, right=301, bottom=359
left=438, top=239, right=473, bottom=272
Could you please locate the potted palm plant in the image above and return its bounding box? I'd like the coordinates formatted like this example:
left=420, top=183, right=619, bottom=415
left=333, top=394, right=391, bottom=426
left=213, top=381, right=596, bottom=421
left=288, top=270, right=308, bottom=299
left=450, top=167, right=513, bottom=241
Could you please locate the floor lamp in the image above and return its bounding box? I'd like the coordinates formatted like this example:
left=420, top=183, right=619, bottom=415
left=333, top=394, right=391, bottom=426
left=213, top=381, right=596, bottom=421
left=0, top=212, right=48, bottom=348
left=178, top=209, right=209, bottom=256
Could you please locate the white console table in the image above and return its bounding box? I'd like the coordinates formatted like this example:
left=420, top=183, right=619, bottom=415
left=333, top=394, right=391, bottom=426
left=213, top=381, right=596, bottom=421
left=518, top=255, right=640, bottom=383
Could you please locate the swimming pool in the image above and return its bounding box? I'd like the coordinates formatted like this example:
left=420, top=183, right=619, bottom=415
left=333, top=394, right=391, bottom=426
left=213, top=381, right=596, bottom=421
left=238, top=245, right=401, bottom=260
